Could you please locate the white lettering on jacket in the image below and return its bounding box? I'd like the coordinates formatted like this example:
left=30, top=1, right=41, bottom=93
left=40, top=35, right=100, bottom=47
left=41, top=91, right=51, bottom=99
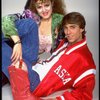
left=54, top=65, right=71, bottom=85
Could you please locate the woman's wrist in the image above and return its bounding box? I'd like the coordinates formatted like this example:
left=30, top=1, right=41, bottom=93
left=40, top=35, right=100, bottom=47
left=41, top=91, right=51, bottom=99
left=11, top=35, right=21, bottom=44
left=14, top=40, right=21, bottom=45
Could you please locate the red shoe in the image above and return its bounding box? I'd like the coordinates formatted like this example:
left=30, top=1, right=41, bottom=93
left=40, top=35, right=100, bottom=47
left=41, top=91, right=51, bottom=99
left=8, top=66, right=40, bottom=100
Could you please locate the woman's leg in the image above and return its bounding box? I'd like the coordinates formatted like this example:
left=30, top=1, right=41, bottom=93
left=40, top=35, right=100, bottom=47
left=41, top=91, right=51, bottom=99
left=8, top=66, right=34, bottom=100
left=15, top=18, right=39, bottom=64
left=2, top=33, right=15, bottom=86
left=15, top=18, right=40, bottom=92
left=2, top=18, right=40, bottom=90
left=2, top=39, right=12, bottom=80
left=8, top=66, right=41, bottom=100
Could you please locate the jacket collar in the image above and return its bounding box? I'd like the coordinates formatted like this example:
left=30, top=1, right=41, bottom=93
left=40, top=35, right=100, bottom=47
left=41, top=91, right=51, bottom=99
left=65, top=37, right=87, bottom=55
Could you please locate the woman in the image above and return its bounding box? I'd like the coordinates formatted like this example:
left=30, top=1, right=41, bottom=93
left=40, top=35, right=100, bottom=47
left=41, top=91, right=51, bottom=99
left=29, top=0, right=66, bottom=53
left=2, top=0, right=66, bottom=55
left=2, top=0, right=66, bottom=86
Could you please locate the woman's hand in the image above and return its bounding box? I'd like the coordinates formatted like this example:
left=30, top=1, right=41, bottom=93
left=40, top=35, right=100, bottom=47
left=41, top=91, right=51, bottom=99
left=11, top=43, right=22, bottom=64
left=10, top=35, right=22, bottom=64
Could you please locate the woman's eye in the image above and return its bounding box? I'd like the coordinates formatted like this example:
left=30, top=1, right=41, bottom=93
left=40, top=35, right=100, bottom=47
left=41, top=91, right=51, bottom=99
left=45, top=4, right=50, bottom=7
left=37, top=6, right=42, bottom=9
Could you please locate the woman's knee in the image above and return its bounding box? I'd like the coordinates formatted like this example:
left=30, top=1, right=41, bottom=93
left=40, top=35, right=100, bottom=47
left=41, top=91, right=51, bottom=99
left=15, top=18, right=38, bottom=36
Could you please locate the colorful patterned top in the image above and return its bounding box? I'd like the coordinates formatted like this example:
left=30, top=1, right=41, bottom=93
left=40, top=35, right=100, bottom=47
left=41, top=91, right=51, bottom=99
left=39, top=31, right=52, bottom=53
left=2, top=9, right=64, bottom=53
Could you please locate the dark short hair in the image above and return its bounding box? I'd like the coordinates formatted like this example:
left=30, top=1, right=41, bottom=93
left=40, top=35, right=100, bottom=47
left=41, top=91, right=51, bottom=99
left=62, top=12, right=86, bottom=29
left=62, top=12, right=86, bottom=35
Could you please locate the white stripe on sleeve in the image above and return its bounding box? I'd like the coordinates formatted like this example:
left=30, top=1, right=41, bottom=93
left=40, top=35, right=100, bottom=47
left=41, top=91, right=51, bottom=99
left=73, top=69, right=96, bottom=87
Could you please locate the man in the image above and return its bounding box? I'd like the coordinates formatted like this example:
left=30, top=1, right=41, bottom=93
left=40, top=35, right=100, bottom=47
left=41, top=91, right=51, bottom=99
left=8, top=12, right=96, bottom=100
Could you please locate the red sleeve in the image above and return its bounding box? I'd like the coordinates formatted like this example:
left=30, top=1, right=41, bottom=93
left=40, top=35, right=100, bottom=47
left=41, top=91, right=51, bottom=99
left=56, top=75, right=95, bottom=100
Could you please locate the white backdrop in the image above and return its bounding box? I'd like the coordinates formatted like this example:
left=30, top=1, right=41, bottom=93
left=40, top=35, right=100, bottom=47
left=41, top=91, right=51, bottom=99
left=2, top=0, right=99, bottom=100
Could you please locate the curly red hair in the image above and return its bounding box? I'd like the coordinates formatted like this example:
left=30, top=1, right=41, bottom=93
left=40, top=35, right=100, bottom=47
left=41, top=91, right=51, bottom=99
left=28, top=0, right=66, bottom=15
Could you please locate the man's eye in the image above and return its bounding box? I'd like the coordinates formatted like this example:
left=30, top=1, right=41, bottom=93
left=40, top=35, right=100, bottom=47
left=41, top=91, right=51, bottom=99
left=70, top=26, right=76, bottom=29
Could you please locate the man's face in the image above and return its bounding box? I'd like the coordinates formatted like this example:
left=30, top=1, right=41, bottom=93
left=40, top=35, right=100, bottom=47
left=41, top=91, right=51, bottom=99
left=64, top=24, right=84, bottom=45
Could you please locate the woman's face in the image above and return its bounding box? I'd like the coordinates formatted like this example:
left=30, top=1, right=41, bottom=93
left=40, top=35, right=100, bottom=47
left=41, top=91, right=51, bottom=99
left=35, top=0, right=53, bottom=19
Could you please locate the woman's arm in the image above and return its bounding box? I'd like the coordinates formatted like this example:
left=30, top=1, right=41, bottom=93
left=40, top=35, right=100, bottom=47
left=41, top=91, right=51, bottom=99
left=2, top=10, right=40, bottom=39
left=10, top=35, right=22, bottom=64
left=2, top=14, right=22, bottom=64
left=2, top=15, right=19, bottom=38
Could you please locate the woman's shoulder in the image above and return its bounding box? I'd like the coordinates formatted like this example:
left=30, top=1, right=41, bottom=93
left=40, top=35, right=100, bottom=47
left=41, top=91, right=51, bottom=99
left=52, top=13, right=64, bottom=23
left=52, top=13, right=64, bottom=31
left=52, top=13, right=64, bottom=19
